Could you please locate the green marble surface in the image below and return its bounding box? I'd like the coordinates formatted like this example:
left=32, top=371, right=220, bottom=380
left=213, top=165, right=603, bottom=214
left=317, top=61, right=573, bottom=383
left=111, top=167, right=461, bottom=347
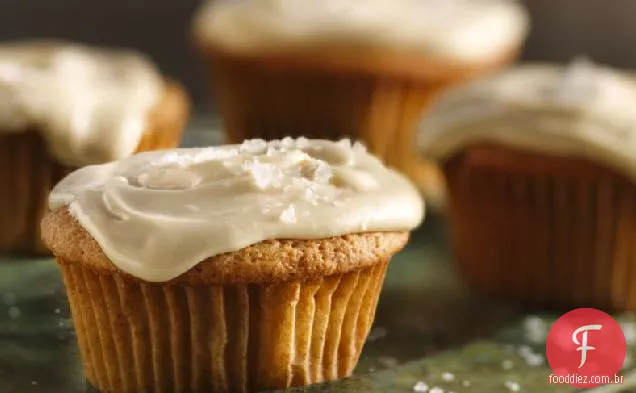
left=1, top=214, right=635, bottom=393
left=1, top=125, right=635, bottom=393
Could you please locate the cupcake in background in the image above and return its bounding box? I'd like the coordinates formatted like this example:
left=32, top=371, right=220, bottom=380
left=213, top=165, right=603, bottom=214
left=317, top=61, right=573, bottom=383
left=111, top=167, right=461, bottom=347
left=41, top=138, right=424, bottom=392
left=418, top=59, right=636, bottom=311
left=0, top=41, right=190, bottom=254
left=192, top=0, right=529, bottom=208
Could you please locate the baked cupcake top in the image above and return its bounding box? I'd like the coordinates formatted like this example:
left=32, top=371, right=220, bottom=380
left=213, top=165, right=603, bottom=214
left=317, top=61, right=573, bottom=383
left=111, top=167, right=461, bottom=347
left=418, top=60, right=636, bottom=179
left=47, top=138, right=424, bottom=282
left=194, top=0, right=529, bottom=63
left=0, top=41, right=163, bottom=166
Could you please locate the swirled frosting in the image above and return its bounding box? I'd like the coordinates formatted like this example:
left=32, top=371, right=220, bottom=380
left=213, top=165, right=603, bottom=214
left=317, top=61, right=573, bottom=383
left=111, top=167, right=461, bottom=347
left=0, top=41, right=163, bottom=166
left=418, top=60, right=636, bottom=180
left=194, top=0, right=529, bottom=62
left=49, top=138, right=425, bottom=282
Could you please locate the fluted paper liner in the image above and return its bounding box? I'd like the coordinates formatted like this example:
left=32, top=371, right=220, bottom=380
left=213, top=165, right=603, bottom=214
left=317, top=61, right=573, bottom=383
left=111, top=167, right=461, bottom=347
left=201, top=49, right=517, bottom=208
left=444, top=145, right=636, bottom=311
left=57, top=259, right=389, bottom=393
left=0, top=81, right=188, bottom=255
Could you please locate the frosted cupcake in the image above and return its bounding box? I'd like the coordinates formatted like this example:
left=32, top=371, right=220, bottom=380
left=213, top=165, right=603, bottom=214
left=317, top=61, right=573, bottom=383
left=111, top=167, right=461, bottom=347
left=0, top=41, right=190, bottom=254
left=41, top=138, right=424, bottom=392
left=192, top=0, right=529, bottom=208
left=418, top=59, right=636, bottom=311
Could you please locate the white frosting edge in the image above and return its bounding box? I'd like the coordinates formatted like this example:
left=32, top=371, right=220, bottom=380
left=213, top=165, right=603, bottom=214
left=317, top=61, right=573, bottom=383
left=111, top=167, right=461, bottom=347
left=49, top=138, right=425, bottom=282
left=194, top=0, right=529, bottom=63
left=418, top=61, right=636, bottom=180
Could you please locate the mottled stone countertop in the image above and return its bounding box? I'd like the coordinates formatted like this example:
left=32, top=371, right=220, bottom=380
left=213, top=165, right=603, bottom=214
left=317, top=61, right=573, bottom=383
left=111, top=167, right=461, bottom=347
left=1, top=121, right=635, bottom=393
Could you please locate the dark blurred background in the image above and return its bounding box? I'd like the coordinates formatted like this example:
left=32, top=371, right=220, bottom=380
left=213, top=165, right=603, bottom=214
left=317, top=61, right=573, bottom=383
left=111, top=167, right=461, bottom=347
left=0, top=0, right=633, bottom=113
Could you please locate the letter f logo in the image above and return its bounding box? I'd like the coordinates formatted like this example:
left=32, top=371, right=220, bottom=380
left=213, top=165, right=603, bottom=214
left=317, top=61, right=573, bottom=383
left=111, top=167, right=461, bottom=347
left=573, top=325, right=602, bottom=368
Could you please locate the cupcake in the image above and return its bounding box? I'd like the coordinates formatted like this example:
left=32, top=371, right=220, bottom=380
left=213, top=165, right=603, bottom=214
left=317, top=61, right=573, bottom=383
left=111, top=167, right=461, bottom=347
left=418, top=59, right=636, bottom=311
left=41, top=138, right=424, bottom=392
left=0, top=41, right=190, bottom=254
left=192, top=0, right=529, bottom=208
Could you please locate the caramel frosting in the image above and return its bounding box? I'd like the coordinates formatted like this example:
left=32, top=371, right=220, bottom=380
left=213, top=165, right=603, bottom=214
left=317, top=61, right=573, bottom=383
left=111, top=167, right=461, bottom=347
left=194, top=0, right=529, bottom=62
left=0, top=41, right=163, bottom=166
left=418, top=60, right=636, bottom=179
left=49, top=138, right=425, bottom=282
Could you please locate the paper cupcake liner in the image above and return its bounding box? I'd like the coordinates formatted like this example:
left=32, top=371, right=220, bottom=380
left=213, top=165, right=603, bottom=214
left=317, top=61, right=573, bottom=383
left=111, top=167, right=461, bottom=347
left=0, top=132, right=72, bottom=254
left=443, top=145, right=636, bottom=311
left=203, top=50, right=515, bottom=209
left=57, top=259, right=389, bottom=393
left=0, top=83, right=187, bottom=255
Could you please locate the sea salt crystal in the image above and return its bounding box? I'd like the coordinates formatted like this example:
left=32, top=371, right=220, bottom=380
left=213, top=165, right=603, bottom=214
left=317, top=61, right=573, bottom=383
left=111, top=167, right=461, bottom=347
left=54, top=308, right=61, bottom=314
left=429, top=387, right=444, bottom=393
left=280, top=136, right=296, bottom=148
left=502, top=360, right=514, bottom=370
left=504, top=381, right=520, bottom=392
left=441, top=372, right=455, bottom=382
left=523, top=316, right=548, bottom=343
left=413, top=381, right=429, bottom=392
left=352, top=141, right=367, bottom=154
left=311, top=161, right=333, bottom=184
left=550, top=58, right=598, bottom=106
left=296, top=137, right=310, bottom=148
left=524, top=353, right=544, bottom=367
left=239, top=139, right=268, bottom=154
left=247, top=161, right=282, bottom=189
left=337, top=138, right=352, bottom=149
left=516, top=345, right=544, bottom=366
left=279, top=205, right=297, bottom=224
left=462, top=380, right=471, bottom=387
left=31, top=381, right=37, bottom=386
left=621, top=321, right=636, bottom=345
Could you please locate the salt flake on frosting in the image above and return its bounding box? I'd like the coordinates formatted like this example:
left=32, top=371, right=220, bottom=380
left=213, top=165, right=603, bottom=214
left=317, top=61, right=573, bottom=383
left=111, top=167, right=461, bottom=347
left=549, top=57, right=600, bottom=106
left=239, top=139, right=268, bottom=154
left=245, top=160, right=284, bottom=189
left=279, top=205, right=297, bottom=223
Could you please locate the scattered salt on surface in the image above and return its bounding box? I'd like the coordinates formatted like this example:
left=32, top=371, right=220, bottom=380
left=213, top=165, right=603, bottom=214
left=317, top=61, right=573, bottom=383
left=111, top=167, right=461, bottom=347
left=504, top=381, right=520, bottom=392
left=621, top=321, right=636, bottom=345
left=413, top=381, right=429, bottom=392
left=54, top=308, right=61, bottom=314
left=502, top=360, right=514, bottom=370
left=31, top=381, right=37, bottom=386
left=310, top=161, right=333, bottom=184
left=429, top=387, right=444, bottom=393
left=517, top=345, right=544, bottom=367
left=441, top=372, right=455, bottom=382
left=523, top=316, right=548, bottom=344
